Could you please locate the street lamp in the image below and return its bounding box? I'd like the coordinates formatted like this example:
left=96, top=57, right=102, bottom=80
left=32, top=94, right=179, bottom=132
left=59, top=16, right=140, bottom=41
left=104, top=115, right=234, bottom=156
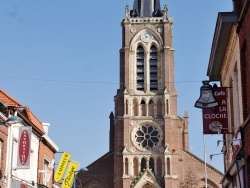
left=73, top=168, right=88, bottom=188
left=0, top=113, right=23, bottom=125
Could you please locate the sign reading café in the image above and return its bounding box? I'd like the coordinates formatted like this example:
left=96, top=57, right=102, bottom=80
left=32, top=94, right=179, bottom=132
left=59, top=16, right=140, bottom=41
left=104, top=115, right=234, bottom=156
left=202, top=87, right=229, bottom=134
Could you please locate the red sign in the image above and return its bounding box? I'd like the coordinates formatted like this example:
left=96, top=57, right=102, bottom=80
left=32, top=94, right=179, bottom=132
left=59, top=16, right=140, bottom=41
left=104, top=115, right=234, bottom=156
left=202, top=87, right=228, bottom=134
left=17, top=126, right=32, bottom=169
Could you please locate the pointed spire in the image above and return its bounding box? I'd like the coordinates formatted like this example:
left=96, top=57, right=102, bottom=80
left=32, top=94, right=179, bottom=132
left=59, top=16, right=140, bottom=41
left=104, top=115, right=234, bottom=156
left=130, top=0, right=162, bottom=17
left=132, top=9, right=138, bottom=17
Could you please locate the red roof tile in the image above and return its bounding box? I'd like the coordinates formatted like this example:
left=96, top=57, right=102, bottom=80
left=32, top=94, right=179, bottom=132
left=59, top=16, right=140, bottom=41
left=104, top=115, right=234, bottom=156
left=0, top=89, right=22, bottom=106
left=0, top=89, right=44, bottom=133
left=24, top=107, right=45, bottom=133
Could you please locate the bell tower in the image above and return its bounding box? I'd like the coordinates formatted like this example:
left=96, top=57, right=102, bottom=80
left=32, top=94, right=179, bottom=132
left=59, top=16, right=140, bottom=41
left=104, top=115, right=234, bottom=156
left=77, top=1, right=224, bottom=187
left=113, top=0, right=188, bottom=187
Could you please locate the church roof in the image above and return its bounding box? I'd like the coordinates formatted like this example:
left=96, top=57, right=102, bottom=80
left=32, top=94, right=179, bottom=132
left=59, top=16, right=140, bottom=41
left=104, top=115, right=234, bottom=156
left=77, top=151, right=114, bottom=187
left=182, top=149, right=223, bottom=176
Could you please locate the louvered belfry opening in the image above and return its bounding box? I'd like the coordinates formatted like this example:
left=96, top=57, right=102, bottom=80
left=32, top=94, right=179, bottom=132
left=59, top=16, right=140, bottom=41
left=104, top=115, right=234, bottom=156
left=137, top=45, right=145, bottom=91
left=150, top=45, right=158, bottom=91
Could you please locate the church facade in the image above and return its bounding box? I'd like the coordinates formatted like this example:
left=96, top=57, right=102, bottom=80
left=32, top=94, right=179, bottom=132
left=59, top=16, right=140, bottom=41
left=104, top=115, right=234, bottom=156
left=77, top=1, right=223, bottom=187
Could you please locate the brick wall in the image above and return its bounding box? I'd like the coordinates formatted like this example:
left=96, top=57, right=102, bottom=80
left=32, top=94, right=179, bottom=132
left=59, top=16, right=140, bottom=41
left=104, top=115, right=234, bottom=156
left=0, top=125, right=8, bottom=188
left=38, top=141, right=55, bottom=187
left=238, top=2, right=250, bottom=187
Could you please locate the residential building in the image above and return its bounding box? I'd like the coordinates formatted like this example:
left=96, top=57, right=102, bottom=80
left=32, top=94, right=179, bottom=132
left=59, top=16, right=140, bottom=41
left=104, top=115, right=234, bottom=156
left=76, top=0, right=223, bottom=187
left=0, top=89, right=59, bottom=188
left=207, top=0, right=250, bottom=187
left=234, top=0, right=250, bottom=187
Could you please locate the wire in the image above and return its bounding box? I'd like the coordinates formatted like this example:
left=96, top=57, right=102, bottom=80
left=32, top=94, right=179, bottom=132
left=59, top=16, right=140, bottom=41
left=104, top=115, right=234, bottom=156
left=0, top=75, right=118, bottom=85
left=0, top=75, right=204, bottom=85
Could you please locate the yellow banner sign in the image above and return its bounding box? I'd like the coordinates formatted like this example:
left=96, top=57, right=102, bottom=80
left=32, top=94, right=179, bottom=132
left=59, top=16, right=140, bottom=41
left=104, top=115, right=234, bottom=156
left=54, top=152, right=71, bottom=182
left=62, top=161, right=79, bottom=188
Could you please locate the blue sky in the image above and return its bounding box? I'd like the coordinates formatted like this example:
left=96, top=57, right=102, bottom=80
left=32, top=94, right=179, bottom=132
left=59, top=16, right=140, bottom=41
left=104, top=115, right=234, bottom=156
left=0, top=0, right=233, bottom=173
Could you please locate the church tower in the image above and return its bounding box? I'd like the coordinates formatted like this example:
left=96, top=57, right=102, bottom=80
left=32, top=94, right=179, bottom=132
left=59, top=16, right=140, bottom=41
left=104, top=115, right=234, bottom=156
left=113, top=1, right=187, bottom=187
left=77, top=1, right=223, bottom=187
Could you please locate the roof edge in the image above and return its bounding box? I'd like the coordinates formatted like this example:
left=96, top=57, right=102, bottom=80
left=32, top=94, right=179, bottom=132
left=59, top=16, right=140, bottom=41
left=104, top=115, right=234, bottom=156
left=183, top=149, right=223, bottom=176
left=207, top=12, right=238, bottom=81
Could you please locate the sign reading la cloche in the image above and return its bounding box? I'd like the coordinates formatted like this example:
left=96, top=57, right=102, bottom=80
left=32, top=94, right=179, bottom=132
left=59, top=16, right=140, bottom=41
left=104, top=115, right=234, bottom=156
left=202, top=87, right=229, bottom=134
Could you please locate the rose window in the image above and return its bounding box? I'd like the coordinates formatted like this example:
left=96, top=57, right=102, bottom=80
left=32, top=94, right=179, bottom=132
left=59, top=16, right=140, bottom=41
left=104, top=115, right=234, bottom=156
left=135, top=125, right=161, bottom=150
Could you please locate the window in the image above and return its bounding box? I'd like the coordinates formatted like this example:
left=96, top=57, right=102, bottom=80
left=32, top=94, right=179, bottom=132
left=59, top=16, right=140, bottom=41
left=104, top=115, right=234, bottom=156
left=135, top=124, right=160, bottom=150
left=166, top=158, right=170, bottom=175
left=125, top=100, right=128, bottom=115
left=141, top=158, right=146, bottom=172
left=156, top=157, right=162, bottom=176
left=125, top=158, right=129, bottom=175
left=43, top=159, right=50, bottom=186
left=148, top=100, right=154, bottom=116
left=157, top=99, right=163, bottom=116
left=141, top=100, right=146, bottom=116
left=133, top=98, right=139, bottom=116
left=150, top=45, right=158, bottom=91
left=166, top=99, right=169, bottom=115
left=149, top=158, right=154, bottom=173
left=133, top=158, right=139, bottom=176
left=137, top=45, right=145, bottom=91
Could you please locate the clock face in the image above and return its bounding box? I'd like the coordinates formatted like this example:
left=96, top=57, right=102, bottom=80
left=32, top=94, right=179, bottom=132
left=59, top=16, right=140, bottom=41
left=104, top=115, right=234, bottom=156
left=141, top=32, right=152, bottom=42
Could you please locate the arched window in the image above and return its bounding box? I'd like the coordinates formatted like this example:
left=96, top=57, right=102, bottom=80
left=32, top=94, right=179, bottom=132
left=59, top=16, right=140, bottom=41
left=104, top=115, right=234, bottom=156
left=157, top=157, right=162, bottom=176
left=133, top=98, right=139, bottom=116
left=125, top=99, right=128, bottom=115
left=167, top=158, right=171, bottom=175
left=166, top=99, right=169, bottom=115
left=133, top=158, right=139, bottom=176
left=125, top=158, right=129, bottom=175
left=150, top=45, right=158, bottom=91
left=148, top=100, right=154, bottom=116
left=157, top=99, right=162, bottom=116
left=141, top=100, right=146, bottom=116
left=141, top=158, right=146, bottom=172
left=137, top=45, right=145, bottom=91
left=149, top=157, right=154, bottom=173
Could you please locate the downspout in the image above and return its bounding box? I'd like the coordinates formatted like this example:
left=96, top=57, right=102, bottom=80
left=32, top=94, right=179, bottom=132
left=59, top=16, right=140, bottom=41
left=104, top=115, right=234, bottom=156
left=37, top=136, right=43, bottom=186
left=37, top=137, right=41, bottom=186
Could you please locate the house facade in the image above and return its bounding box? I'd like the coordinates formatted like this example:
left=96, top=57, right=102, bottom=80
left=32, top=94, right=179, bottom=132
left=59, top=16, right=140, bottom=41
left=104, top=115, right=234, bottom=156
left=0, top=89, right=59, bottom=188
left=76, top=1, right=223, bottom=187
left=207, top=0, right=250, bottom=187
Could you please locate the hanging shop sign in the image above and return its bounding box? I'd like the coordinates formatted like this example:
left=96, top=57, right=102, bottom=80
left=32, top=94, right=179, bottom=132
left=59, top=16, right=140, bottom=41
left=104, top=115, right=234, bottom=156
left=202, top=87, right=228, bottom=134
left=61, top=161, right=79, bottom=188
left=54, top=152, right=71, bottom=182
left=17, top=126, right=32, bottom=169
